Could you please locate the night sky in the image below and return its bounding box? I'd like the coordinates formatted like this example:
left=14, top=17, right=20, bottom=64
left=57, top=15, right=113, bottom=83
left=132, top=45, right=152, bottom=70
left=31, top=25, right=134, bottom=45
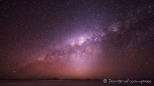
left=0, top=0, right=154, bottom=79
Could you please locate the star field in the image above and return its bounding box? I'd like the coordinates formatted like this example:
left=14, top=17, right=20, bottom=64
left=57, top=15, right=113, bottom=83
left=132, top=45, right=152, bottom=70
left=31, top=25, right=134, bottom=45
left=0, top=0, right=154, bottom=79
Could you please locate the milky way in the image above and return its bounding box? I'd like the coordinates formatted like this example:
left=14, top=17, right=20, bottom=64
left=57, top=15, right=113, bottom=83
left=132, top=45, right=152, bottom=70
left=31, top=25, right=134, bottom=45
left=0, top=0, right=154, bottom=79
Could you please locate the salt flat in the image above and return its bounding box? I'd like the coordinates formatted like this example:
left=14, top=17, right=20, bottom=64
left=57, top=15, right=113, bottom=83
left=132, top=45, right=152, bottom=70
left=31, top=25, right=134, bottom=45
left=0, top=80, right=153, bottom=86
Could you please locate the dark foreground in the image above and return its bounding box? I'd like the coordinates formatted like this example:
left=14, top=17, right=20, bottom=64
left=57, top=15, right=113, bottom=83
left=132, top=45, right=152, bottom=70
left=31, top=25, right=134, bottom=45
left=0, top=80, right=153, bottom=86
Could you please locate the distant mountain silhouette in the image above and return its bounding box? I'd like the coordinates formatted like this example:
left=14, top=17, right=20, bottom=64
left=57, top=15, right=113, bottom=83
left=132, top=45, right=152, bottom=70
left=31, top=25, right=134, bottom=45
left=51, top=78, right=59, bottom=80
